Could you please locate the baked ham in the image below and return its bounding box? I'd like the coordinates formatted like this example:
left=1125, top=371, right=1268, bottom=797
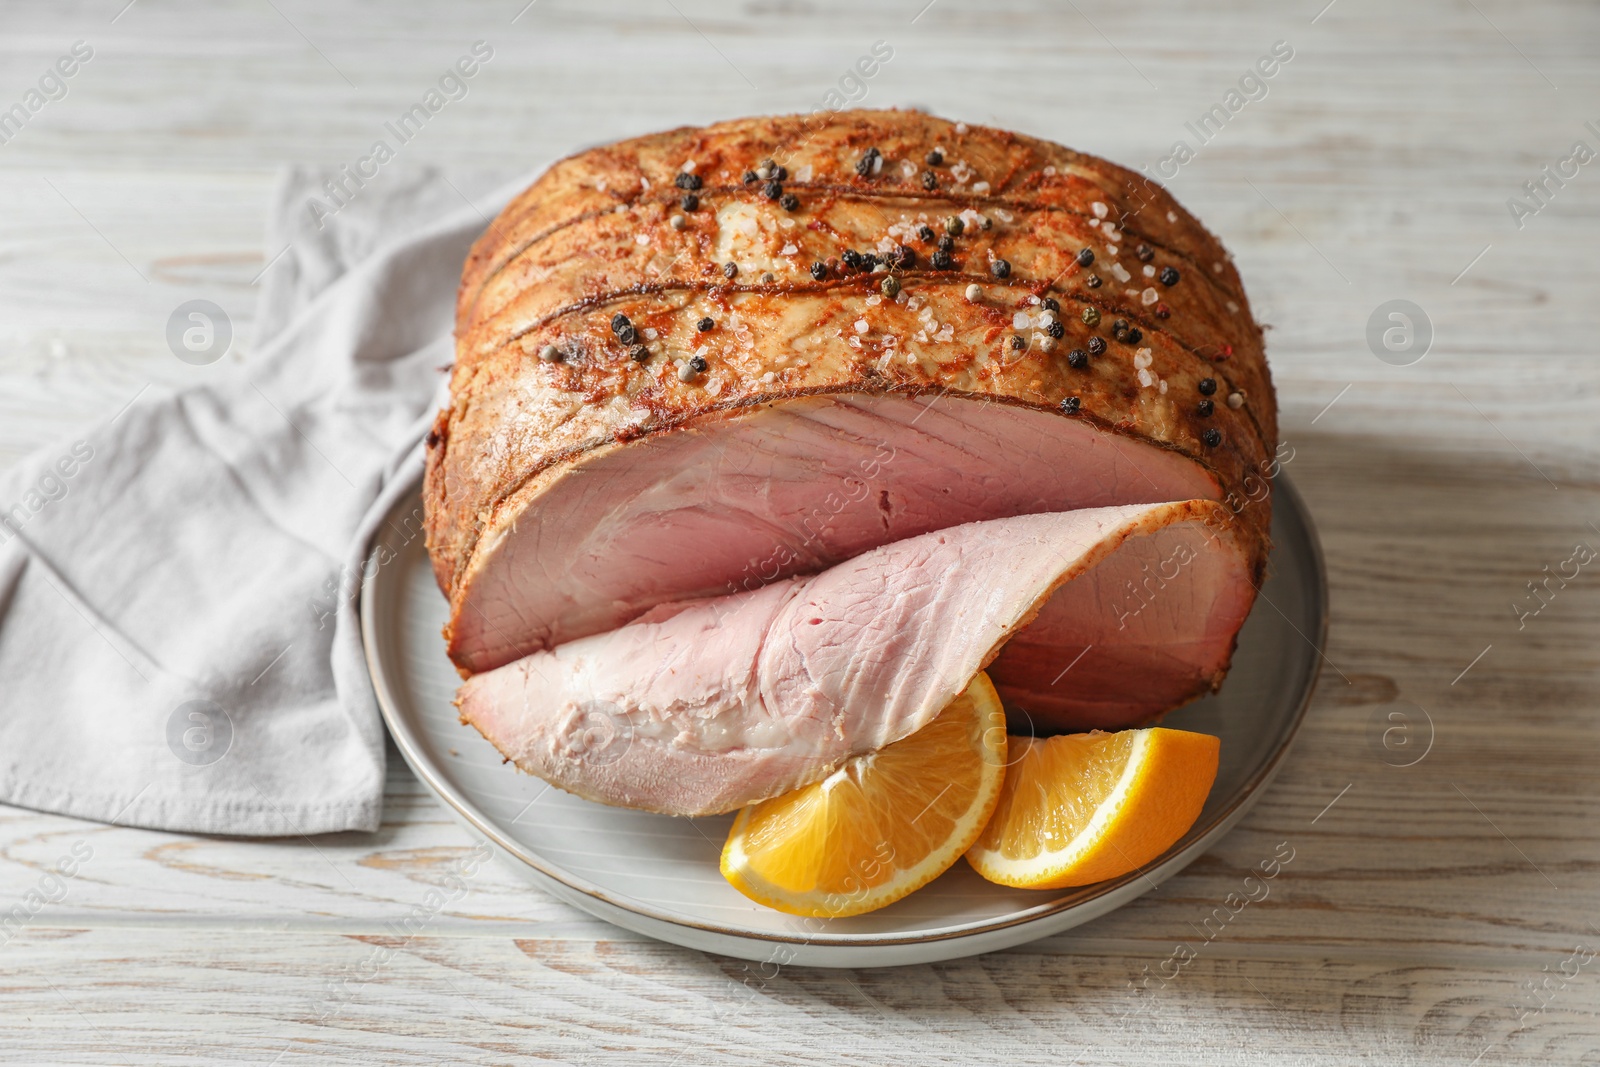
left=458, top=503, right=1253, bottom=816
left=423, top=110, right=1277, bottom=810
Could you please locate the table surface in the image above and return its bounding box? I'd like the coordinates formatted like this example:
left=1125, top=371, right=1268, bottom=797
left=3, top=1, right=1598, bottom=1063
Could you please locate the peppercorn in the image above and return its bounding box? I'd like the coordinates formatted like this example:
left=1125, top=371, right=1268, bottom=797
left=921, top=170, right=937, bottom=190
left=1060, top=396, right=1081, bottom=414
left=1135, top=244, right=1153, bottom=262
left=675, top=172, right=702, bottom=191
left=1087, top=336, right=1106, bottom=356
left=931, top=250, right=952, bottom=270
left=669, top=214, right=687, bottom=230
left=722, top=262, right=738, bottom=279
left=891, top=245, right=915, bottom=269
left=810, top=261, right=828, bottom=280
left=1196, top=399, right=1214, bottom=417
left=1045, top=320, right=1065, bottom=339
left=1081, top=307, right=1101, bottom=327
left=678, top=356, right=708, bottom=382
left=1202, top=428, right=1222, bottom=448
left=1041, top=297, right=1060, bottom=312
left=1067, top=348, right=1092, bottom=370
left=1160, top=266, right=1180, bottom=286
left=1124, top=327, right=1143, bottom=345
left=855, top=147, right=881, bottom=177
left=628, top=344, right=649, bottom=362
left=742, top=170, right=759, bottom=184
left=944, top=215, right=964, bottom=235
left=917, top=224, right=935, bottom=242
left=538, top=344, right=561, bottom=363
left=1085, top=273, right=1102, bottom=289
left=773, top=165, right=788, bottom=180
left=616, top=323, right=637, bottom=345
left=1076, top=248, right=1094, bottom=267
left=762, top=180, right=783, bottom=201
left=991, top=258, right=1011, bottom=279
left=925, top=148, right=943, bottom=166
left=881, top=276, right=900, bottom=299
left=841, top=249, right=865, bottom=271
left=1198, top=377, right=1217, bottom=396
left=697, top=317, right=714, bottom=332
left=610, top=313, right=630, bottom=335
left=1010, top=335, right=1026, bottom=350
left=681, top=194, right=699, bottom=212
left=780, top=192, right=800, bottom=211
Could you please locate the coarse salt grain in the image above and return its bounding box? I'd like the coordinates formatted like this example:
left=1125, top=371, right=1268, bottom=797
left=1167, top=210, right=1177, bottom=222
left=995, top=207, right=1013, bottom=222
left=1111, top=263, right=1132, bottom=283
left=635, top=234, right=649, bottom=246
left=1092, top=202, right=1108, bottom=218
left=644, top=328, right=658, bottom=340
left=866, top=294, right=882, bottom=306
left=955, top=122, right=968, bottom=134
left=973, top=181, right=991, bottom=194
left=796, top=164, right=813, bottom=182
left=1133, top=349, right=1153, bottom=369
left=1107, top=244, right=1119, bottom=256
left=1043, top=165, right=1057, bottom=176
left=1143, top=265, right=1156, bottom=277
left=1013, top=312, right=1030, bottom=329
left=1141, top=287, right=1159, bottom=306
left=854, top=319, right=870, bottom=334
left=1159, top=379, right=1168, bottom=394
left=682, top=159, right=697, bottom=172
left=781, top=243, right=798, bottom=255
left=1088, top=218, right=1101, bottom=229
left=1137, top=367, right=1154, bottom=387
left=1226, top=300, right=1240, bottom=313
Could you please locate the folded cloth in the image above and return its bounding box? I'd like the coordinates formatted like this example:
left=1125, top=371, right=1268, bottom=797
left=0, top=165, right=517, bottom=834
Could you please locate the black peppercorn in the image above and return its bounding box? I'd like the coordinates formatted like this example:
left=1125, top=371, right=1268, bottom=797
left=1135, top=244, right=1153, bottom=262
left=1202, top=428, right=1222, bottom=448
left=689, top=355, right=709, bottom=373
left=891, top=244, right=915, bottom=269
left=675, top=172, right=702, bottom=191
left=1160, top=266, right=1180, bottom=286
left=681, top=193, right=699, bottom=212
left=722, top=262, right=738, bottom=279
left=1010, top=335, right=1027, bottom=350
left=921, top=170, right=937, bottom=190
left=742, top=170, right=759, bottom=184
left=810, top=261, right=828, bottom=280
left=1046, top=320, right=1065, bottom=339
left=1198, top=377, right=1217, bottom=396
left=1060, top=396, right=1081, bottom=414
left=855, top=147, right=881, bottom=177
left=1087, top=336, right=1106, bottom=356
left=991, top=258, right=1011, bottom=279
left=917, top=224, right=935, bottom=242
left=780, top=192, right=800, bottom=211
left=616, top=323, right=637, bottom=345
left=931, top=249, right=952, bottom=270
left=1196, top=399, right=1214, bottom=417
left=610, top=313, right=630, bottom=335
left=841, top=249, right=865, bottom=271
left=1085, top=273, right=1102, bottom=289
left=925, top=148, right=943, bottom=166
left=628, top=344, right=649, bottom=362
left=1124, top=327, right=1143, bottom=345
left=937, top=234, right=954, bottom=252
left=697, top=317, right=714, bottom=332
left=1066, top=348, right=1088, bottom=369
left=1041, top=297, right=1060, bottom=312
left=762, top=180, right=782, bottom=201
left=773, top=165, right=788, bottom=181
left=1077, top=248, right=1095, bottom=267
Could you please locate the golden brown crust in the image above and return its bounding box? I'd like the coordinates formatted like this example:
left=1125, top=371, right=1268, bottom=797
left=427, top=110, right=1277, bottom=635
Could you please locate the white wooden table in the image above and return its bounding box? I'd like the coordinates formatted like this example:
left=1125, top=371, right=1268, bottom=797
left=4, top=1, right=1598, bottom=1062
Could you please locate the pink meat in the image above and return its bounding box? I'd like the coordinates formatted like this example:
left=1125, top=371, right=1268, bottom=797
left=457, top=500, right=1250, bottom=816
left=447, top=393, right=1221, bottom=675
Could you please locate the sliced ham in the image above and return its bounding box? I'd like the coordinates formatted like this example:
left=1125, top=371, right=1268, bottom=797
left=457, top=501, right=1251, bottom=816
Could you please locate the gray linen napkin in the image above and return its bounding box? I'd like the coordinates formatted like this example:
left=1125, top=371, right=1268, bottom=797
left=0, top=166, right=516, bottom=835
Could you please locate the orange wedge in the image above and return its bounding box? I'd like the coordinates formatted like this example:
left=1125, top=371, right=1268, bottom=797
left=720, top=672, right=1008, bottom=917
left=966, top=727, right=1219, bottom=889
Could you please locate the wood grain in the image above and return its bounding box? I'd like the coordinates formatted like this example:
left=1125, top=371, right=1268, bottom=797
left=2, top=0, right=1598, bottom=1062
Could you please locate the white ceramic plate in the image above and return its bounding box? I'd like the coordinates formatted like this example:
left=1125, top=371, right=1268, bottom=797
left=361, top=476, right=1325, bottom=968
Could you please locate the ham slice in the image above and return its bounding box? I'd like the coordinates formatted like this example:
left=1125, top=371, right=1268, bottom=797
left=457, top=501, right=1250, bottom=817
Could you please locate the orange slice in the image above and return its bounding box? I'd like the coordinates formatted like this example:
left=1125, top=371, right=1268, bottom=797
left=966, top=727, right=1219, bottom=889
left=720, top=672, right=1008, bottom=917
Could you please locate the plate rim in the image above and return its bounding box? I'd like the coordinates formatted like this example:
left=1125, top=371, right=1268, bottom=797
left=361, top=474, right=1327, bottom=954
